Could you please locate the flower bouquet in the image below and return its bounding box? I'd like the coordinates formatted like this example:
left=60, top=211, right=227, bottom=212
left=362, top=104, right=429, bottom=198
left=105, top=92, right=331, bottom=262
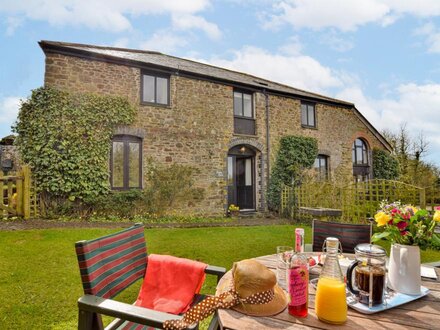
left=372, top=201, right=440, bottom=294
left=372, top=201, right=440, bottom=250
left=228, top=204, right=240, bottom=216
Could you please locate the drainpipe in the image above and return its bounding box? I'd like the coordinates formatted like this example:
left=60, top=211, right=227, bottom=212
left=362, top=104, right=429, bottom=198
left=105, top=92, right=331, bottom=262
left=264, top=89, right=270, bottom=210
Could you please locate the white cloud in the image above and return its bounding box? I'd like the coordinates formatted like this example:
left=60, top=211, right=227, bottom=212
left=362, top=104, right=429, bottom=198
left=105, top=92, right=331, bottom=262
left=264, top=0, right=440, bottom=32
left=5, top=16, right=22, bottom=35
left=320, top=31, right=354, bottom=52
left=279, top=35, right=303, bottom=55
left=172, top=14, right=221, bottom=40
left=337, top=83, right=440, bottom=162
left=414, top=22, right=440, bottom=53
left=383, top=0, right=440, bottom=17
left=0, top=0, right=211, bottom=33
left=197, top=44, right=343, bottom=93
left=0, top=96, right=21, bottom=129
left=264, top=0, right=390, bottom=32
left=140, top=30, right=188, bottom=53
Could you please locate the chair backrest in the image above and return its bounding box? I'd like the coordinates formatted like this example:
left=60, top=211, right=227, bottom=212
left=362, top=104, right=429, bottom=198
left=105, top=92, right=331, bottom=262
left=75, top=224, right=147, bottom=299
left=312, top=219, right=372, bottom=253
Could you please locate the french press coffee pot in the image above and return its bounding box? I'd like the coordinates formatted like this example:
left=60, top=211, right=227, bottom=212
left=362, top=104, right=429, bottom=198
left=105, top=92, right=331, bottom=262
left=347, top=244, right=387, bottom=307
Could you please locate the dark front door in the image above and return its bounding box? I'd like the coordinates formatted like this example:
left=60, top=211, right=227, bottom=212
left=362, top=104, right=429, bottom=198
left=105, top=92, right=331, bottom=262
left=228, top=154, right=254, bottom=210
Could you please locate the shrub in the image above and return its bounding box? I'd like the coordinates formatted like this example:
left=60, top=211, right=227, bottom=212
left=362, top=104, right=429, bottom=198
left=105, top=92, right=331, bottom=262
left=372, top=148, right=399, bottom=180
left=144, top=160, right=205, bottom=215
left=13, top=87, right=136, bottom=211
left=268, top=136, right=318, bottom=211
left=87, top=161, right=205, bottom=219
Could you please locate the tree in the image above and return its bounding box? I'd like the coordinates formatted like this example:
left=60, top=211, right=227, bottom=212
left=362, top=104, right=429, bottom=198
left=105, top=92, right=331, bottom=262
left=381, top=123, right=439, bottom=187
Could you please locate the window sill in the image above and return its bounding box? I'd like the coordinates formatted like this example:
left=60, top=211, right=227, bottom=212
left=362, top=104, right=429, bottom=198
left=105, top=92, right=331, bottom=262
left=140, top=101, right=171, bottom=109
left=234, top=115, right=255, bottom=120
left=233, top=133, right=259, bottom=138
left=301, top=125, right=317, bottom=130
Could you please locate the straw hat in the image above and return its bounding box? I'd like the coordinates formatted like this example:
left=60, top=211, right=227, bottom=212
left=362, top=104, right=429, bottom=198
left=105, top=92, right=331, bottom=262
left=216, top=259, right=288, bottom=316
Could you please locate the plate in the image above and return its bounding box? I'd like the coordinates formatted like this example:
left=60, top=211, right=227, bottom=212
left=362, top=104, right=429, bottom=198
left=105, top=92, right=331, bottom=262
left=347, top=286, right=430, bottom=314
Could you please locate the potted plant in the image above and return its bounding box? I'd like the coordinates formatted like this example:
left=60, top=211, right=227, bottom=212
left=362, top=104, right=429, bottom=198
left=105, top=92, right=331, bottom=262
left=372, top=201, right=440, bottom=294
left=228, top=204, right=240, bottom=217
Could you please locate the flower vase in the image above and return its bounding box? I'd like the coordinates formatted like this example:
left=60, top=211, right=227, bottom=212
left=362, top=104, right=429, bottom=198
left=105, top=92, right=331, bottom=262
left=388, top=243, right=421, bottom=295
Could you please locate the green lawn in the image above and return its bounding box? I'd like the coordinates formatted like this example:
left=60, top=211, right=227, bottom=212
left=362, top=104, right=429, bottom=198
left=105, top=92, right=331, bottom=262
left=0, top=225, right=439, bottom=329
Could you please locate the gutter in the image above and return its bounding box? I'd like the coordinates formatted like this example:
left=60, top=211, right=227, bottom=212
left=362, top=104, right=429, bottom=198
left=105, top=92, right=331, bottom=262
left=264, top=89, right=270, bottom=210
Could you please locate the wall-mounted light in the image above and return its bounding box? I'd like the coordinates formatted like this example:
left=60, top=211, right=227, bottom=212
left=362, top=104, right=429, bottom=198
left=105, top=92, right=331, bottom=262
left=240, top=146, right=246, bottom=153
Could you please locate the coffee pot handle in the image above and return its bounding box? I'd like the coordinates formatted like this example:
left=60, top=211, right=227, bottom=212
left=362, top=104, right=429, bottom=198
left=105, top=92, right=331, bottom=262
left=346, top=261, right=359, bottom=295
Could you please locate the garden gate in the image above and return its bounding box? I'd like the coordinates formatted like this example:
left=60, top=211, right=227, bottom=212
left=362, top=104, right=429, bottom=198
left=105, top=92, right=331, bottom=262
left=0, top=165, right=37, bottom=219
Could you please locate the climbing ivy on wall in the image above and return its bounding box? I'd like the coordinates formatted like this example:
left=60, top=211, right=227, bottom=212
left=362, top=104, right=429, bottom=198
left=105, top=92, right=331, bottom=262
left=268, top=135, right=318, bottom=211
left=372, top=148, right=400, bottom=180
left=13, top=87, right=136, bottom=203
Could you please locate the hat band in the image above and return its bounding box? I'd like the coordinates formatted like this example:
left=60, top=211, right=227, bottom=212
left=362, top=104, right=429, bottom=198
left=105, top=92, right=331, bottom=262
left=163, top=288, right=275, bottom=330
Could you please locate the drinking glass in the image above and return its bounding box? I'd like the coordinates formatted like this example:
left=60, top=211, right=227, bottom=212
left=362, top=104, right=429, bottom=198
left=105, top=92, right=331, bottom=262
left=276, top=246, right=293, bottom=290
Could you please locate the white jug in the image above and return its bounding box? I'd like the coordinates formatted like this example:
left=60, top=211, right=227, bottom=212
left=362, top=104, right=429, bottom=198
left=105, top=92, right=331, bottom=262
left=388, top=244, right=421, bottom=295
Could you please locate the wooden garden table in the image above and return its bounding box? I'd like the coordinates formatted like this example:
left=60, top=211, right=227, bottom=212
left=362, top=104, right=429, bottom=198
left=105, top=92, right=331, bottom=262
left=216, top=253, right=440, bottom=329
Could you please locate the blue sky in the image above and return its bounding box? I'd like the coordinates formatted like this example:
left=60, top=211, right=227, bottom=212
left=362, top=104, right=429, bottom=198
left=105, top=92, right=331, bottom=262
left=1, top=0, right=440, bottom=165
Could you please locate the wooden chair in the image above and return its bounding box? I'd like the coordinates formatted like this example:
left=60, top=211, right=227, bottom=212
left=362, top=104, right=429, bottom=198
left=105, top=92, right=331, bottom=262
left=75, top=223, right=226, bottom=330
left=309, top=219, right=372, bottom=253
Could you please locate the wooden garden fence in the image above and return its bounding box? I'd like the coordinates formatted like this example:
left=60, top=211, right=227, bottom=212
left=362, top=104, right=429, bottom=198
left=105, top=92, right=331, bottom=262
left=0, top=165, right=38, bottom=219
left=281, top=179, right=438, bottom=223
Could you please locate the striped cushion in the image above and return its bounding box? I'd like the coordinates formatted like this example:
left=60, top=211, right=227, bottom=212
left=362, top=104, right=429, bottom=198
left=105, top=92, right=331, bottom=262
left=75, top=224, right=147, bottom=299
left=312, top=220, right=371, bottom=253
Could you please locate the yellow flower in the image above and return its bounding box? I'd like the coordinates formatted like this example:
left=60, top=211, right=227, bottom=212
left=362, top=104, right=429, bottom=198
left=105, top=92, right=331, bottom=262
left=434, top=210, right=440, bottom=222
left=375, top=211, right=390, bottom=227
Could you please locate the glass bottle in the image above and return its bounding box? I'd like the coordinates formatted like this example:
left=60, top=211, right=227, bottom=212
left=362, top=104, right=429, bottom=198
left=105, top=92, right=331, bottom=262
left=287, top=251, right=309, bottom=317
left=315, top=237, right=347, bottom=324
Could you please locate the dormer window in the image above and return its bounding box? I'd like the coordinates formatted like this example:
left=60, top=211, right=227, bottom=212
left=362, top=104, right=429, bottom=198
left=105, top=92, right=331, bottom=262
left=141, top=71, right=170, bottom=106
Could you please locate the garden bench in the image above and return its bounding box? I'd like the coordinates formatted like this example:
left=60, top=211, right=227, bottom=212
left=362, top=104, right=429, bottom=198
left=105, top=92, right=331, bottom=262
left=75, top=223, right=226, bottom=330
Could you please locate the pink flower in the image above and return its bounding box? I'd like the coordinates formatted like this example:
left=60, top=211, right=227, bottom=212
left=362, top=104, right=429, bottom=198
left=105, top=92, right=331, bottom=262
left=434, top=206, right=440, bottom=211
left=397, top=221, right=408, bottom=230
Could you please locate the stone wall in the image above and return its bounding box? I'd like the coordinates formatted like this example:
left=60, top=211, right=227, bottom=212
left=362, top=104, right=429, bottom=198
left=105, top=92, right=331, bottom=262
left=43, top=52, right=388, bottom=215
left=0, top=145, right=21, bottom=172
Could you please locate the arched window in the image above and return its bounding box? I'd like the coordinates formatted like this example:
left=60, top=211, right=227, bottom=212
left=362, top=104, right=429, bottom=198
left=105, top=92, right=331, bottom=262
left=352, top=138, right=368, bottom=165
left=110, top=135, right=142, bottom=190
left=352, top=138, right=370, bottom=182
